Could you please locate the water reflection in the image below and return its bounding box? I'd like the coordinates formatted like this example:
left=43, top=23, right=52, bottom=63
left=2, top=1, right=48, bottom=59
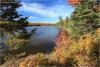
left=26, top=26, right=59, bottom=40
left=0, top=26, right=59, bottom=53
left=25, top=26, right=59, bottom=53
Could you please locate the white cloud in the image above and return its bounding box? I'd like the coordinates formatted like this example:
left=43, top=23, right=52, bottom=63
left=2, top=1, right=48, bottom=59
left=28, top=16, right=36, bottom=19
left=19, top=2, right=56, bottom=18
left=18, top=2, right=74, bottom=18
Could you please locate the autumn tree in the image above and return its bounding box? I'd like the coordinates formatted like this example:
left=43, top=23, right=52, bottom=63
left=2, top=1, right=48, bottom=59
left=68, top=0, right=80, bottom=6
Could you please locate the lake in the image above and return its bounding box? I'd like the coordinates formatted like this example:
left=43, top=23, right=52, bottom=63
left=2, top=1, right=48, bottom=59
left=25, top=26, right=59, bottom=53
left=26, top=26, right=59, bottom=41
left=0, top=26, right=59, bottom=53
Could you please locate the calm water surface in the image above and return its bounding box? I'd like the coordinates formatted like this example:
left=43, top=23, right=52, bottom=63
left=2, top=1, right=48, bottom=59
left=26, top=26, right=59, bottom=40
left=26, top=26, right=59, bottom=52
left=0, top=26, right=59, bottom=53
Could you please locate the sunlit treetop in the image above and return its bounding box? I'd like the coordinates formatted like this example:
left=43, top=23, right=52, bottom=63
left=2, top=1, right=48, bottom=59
left=68, top=0, right=80, bottom=6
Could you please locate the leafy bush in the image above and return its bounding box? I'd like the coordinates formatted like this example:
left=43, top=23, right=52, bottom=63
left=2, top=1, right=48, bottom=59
left=54, top=29, right=100, bottom=66
left=5, top=37, right=29, bottom=51
left=19, top=53, right=49, bottom=67
left=18, top=52, right=77, bottom=67
left=2, top=37, right=29, bottom=62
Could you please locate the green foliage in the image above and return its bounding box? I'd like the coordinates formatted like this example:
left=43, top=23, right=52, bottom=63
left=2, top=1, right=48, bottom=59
left=57, top=16, right=64, bottom=26
left=1, top=37, right=29, bottom=62
left=0, top=0, right=21, bottom=21
left=5, top=37, right=29, bottom=51
left=16, top=29, right=30, bottom=39
left=88, top=35, right=100, bottom=66
left=70, top=0, right=100, bottom=38
left=0, top=21, right=20, bottom=33
left=0, top=0, right=27, bottom=22
left=56, top=16, right=70, bottom=28
left=4, top=54, right=16, bottom=62
left=16, top=28, right=37, bottom=39
left=0, top=0, right=28, bottom=33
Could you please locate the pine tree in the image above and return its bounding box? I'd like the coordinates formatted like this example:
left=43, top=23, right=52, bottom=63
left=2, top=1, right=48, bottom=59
left=0, top=0, right=28, bottom=27
left=57, top=16, right=64, bottom=26
left=70, top=0, right=100, bottom=37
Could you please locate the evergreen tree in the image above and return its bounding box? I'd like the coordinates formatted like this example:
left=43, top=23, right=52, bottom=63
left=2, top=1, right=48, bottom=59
left=65, top=16, right=69, bottom=23
left=0, top=0, right=28, bottom=27
left=71, top=0, right=100, bottom=37
left=57, top=16, right=64, bottom=26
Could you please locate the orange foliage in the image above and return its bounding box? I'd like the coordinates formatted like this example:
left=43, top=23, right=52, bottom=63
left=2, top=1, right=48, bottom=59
left=59, top=57, right=65, bottom=64
left=55, top=29, right=68, bottom=46
left=54, top=28, right=70, bottom=52
left=68, top=0, right=80, bottom=5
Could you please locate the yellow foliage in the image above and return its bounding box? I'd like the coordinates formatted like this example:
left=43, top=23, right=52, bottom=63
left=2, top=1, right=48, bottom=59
left=95, top=28, right=100, bottom=36
left=19, top=55, right=35, bottom=67
left=4, top=28, right=100, bottom=67
left=5, top=37, right=29, bottom=50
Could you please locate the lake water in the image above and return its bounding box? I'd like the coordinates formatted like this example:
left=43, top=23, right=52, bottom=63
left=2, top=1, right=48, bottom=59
left=25, top=26, right=59, bottom=53
left=26, top=26, right=59, bottom=41
left=0, top=26, right=59, bottom=53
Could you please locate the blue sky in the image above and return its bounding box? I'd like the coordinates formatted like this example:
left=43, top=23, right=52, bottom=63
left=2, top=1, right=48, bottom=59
left=17, top=0, right=74, bottom=23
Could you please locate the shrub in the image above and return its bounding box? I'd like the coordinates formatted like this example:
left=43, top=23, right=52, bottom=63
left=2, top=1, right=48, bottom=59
left=3, top=37, right=29, bottom=62
left=18, top=52, right=77, bottom=67
left=5, top=37, right=29, bottom=51
left=55, top=28, right=100, bottom=66
left=1, top=28, right=100, bottom=67
left=19, top=53, right=49, bottom=67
